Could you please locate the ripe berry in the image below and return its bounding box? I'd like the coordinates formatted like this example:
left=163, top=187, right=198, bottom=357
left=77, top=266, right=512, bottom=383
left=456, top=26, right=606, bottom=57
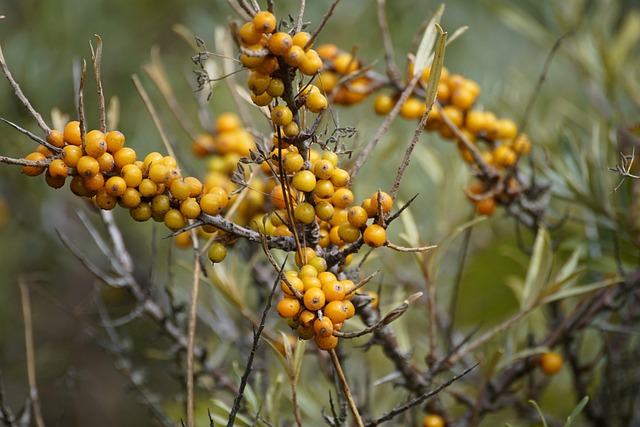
left=322, top=281, right=346, bottom=302
left=46, top=130, right=65, bottom=148
left=298, top=310, right=316, bottom=328
left=303, top=287, right=326, bottom=311
left=313, top=159, right=334, bottom=180
left=63, top=121, right=82, bottom=146
left=333, top=52, right=359, bottom=75
left=164, top=209, right=186, bottom=231
left=95, top=188, right=118, bottom=210
left=314, top=200, right=334, bottom=222
left=331, top=188, right=354, bottom=209
left=105, top=176, right=127, bottom=197
left=423, top=414, right=445, bottom=427
left=184, top=176, right=203, bottom=197
left=338, top=222, right=361, bottom=243
left=148, top=164, right=171, bottom=184
left=373, top=94, right=395, bottom=115
left=239, top=21, right=262, bottom=45
left=267, top=32, right=293, bottom=56
left=83, top=172, right=105, bottom=192
left=266, top=78, right=285, bottom=98
left=200, top=193, right=226, bottom=216
left=474, top=197, right=496, bottom=216
left=324, top=300, right=348, bottom=323
left=84, top=130, right=107, bottom=158
left=76, top=155, right=100, bottom=177
left=130, top=202, right=152, bottom=222
left=22, top=152, right=47, bottom=176
left=314, top=334, right=338, bottom=351
left=294, top=202, right=316, bottom=224
left=271, top=105, right=293, bottom=127
left=45, top=172, right=65, bottom=189
left=252, top=11, right=277, bottom=34
left=119, top=187, right=142, bottom=209
left=347, top=206, right=368, bottom=228
left=113, top=147, right=137, bottom=168
left=180, top=197, right=201, bottom=219
left=400, top=97, right=426, bottom=120
left=247, top=71, right=271, bottom=95
left=291, top=170, right=316, bottom=192
left=151, top=194, right=171, bottom=216
left=277, top=297, right=301, bottom=318
left=170, top=179, right=192, bottom=201
left=282, top=152, right=304, bottom=173
left=299, top=50, right=323, bottom=76
left=313, top=316, right=334, bottom=337
left=316, top=43, right=339, bottom=60
left=208, top=242, right=227, bottom=263
left=61, top=145, right=83, bottom=168
left=48, top=158, right=68, bottom=179
left=511, top=133, right=531, bottom=155
left=292, top=31, right=312, bottom=49
left=305, top=92, right=328, bottom=113
left=105, top=130, right=125, bottom=153
left=97, top=152, right=115, bottom=172
left=138, top=178, right=158, bottom=197
left=370, top=191, right=393, bottom=214
left=295, top=247, right=316, bottom=267
left=540, top=351, right=563, bottom=375
left=363, top=224, right=387, bottom=247
left=313, top=179, right=335, bottom=199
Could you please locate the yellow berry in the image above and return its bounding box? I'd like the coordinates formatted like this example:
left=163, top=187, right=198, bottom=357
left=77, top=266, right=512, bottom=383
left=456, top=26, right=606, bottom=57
left=540, top=351, right=563, bottom=375
left=21, top=152, right=47, bottom=176
left=363, top=224, right=386, bottom=247
left=208, top=242, right=227, bottom=263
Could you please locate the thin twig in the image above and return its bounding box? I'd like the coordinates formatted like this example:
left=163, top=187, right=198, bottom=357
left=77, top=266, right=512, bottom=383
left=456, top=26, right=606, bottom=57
left=77, top=60, right=87, bottom=147
left=90, top=35, right=106, bottom=133
left=227, top=259, right=282, bottom=427
left=294, top=0, right=306, bottom=33
left=0, top=155, right=49, bottom=168
left=0, top=44, right=51, bottom=135
left=384, top=241, right=437, bottom=252
left=0, top=118, right=60, bottom=152
left=329, top=349, right=364, bottom=427
left=375, top=0, right=401, bottom=86
left=305, top=0, right=342, bottom=50
left=131, top=74, right=177, bottom=159
left=186, top=250, right=202, bottom=427
left=19, top=278, right=46, bottom=427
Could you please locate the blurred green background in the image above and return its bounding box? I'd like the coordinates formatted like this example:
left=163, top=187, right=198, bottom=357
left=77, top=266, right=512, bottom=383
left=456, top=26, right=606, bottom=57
left=0, top=0, right=637, bottom=426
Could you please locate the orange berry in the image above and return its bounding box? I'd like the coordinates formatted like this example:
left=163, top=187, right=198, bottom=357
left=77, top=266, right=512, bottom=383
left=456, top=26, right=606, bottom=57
left=299, top=50, right=323, bottom=76
left=373, top=94, right=395, bottom=115
left=423, top=414, right=446, bottom=427
left=474, top=197, right=496, bottom=216
left=314, top=334, right=338, bottom=351
left=252, top=11, right=276, bottom=34
left=370, top=191, right=393, bottom=214
left=333, top=52, right=359, bottom=75
left=164, top=208, right=186, bottom=231
left=63, top=121, right=82, bottom=146
left=83, top=172, right=105, bottom=192
left=46, top=130, right=65, bottom=148
left=347, top=206, right=368, bottom=228
left=271, top=105, right=293, bottom=127
left=267, top=32, right=293, bottom=56
left=130, top=202, right=152, bottom=222
left=96, top=152, right=115, bottom=172
left=363, top=224, right=386, bottom=247
left=337, top=222, right=360, bottom=243
left=322, top=281, right=346, bottom=302
left=303, top=287, right=326, bottom=311
left=104, top=176, right=127, bottom=197
left=239, top=21, right=262, bottom=45
left=118, top=187, right=142, bottom=209
left=113, top=147, right=137, bottom=168
left=179, top=197, right=201, bottom=219
left=284, top=45, right=305, bottom=67
left=95, top=188, right=118, bottom=210
left=84, top=130, right=107, bottom=158
left=540, top=351, right=563, bottom=375
left=47, top=158, right=68, bottom=179
left=313, top=316, right=334, bottom=337
left=207, top=242, right=227, bottom=263
left=324, top=300, right=348, bottom=323
left=277, top=297, right=301, bottom=318
left=76, top=155, right=100, bottom=178
left=200, top=193, right=226, bottom=216
left=400, top=97, right=426, bottom=120
left=292, top=31, right=312, bottom=49
left=105, top=130, right=125, bottom=153
left=21, top=152, right=47, bottom=176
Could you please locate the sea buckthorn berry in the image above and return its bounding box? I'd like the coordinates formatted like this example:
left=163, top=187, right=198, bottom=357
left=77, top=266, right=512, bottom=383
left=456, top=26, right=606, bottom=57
left=282, top=121, right=300, bottom=138
left=309, top=257, right=327, bottom=275
left=322, top=281, right=346, bottom=302
left=264, top=78, right=284, bottom=98
left=83, top=172, right=105, bottom=192
left=273, top=225, right=293, bottom=237
left=96, top=152, right=115, bottom=172
left=271, top=105, right=293, bottom=127
left=105, top=130, right=125, bottom=153
left=374, top=94, right=396, bottom=115
left=119, top=187, right=142, bottom=209
left=324, top=300, right=348, bottom=324
left=247, top=71, right=271, bottom=95
left=267, top=32, right=293, bottom=56
left=138, top=178, right=158, bottom=198
left=492, top=144, right=517, bottom=168
left=142, top=152, right=164, bottom=173
left=464, top=110, right=486, bottom=135
left=475, top=197, right=496, bottom=216
left=512, top=133, right=531, bottom=155
left=338, top=222, right=360, bottom=243
left=295, top=247, right=316, bottom=267
left=347, top=206, right=368, bottom=228
left=333, top=52, right=359, bottom=75
left=170, top=179, right=191, bottom=201
left=162, top=156, right=177, bottom=168
left=61, top=145, right=83, bottom=168
left=77, top=155, right=100, bottom=177
left=314, top=200, right=335, bottom=222
left=35, top=145, right=54, bottom=158
left=363, top=224, right=387, bottom=247
left=240, top=44, right=267, bottom=69
left=183, top=176, right=203, bottom=198
left=284, top=45, right=305, bottom=67
left=313, top=159, right=334, bottom=180
left=277, top=297, right=301, bottom=318
left=291, top=170, right=316, bottom=193
left=450, top=87, right=477, bottom=111
left=63, top=121, right=82, bottom=146
left=282, top=152, right=304, bottom=173
left=151, top=194, right=171, bottom=216
left=442, top=105, right=464, bottom=128
left=130, top=202, right=152, bottom=222
left=540, top=351, right=563, bottom=375
left=164, top=209, right=186, bottom=231
left=298, top=310, right=316, bottom=328
left=105, top=176, right=127, bottom=197
left=95, top=188, right=118, bottom=210
left=332, top=188, right=354, bottom=209
left=314, top=317, right=334, bottom=338
left=303, top=287, right=326, bottom=311
left=305, top=92, right=328, bottom=113
left=298, top=264, right=318, bottom=279
left=297, top=323, right=316, bottom=340
left=239, top=21, right=262, bottom=45
left=292, top=31, right=312, bottom=49
left=343, top=300, right=355, bottom=319
left=148, top=164, right=171, bottom=184
left=321, top=151, right=339, bottom=167
left=47, top=158, right=68, bottom=179
left=316, top=43, right=338, bottom=60
left=200, top=193, right=225, bottom=216
left=251, top=91, right=273, bottom=107
left=179, top=198, right=201, bottom=219
left=313, top=179, right=335, bottom=199
left=270, top=184, right=296, bottom=209
left=299, top=50, right=323, bottom=76
left=329, top=226, right=345, bottom=246
left=21, top=152, right=46, bottom=176
left=342, top=280, right=356, bottom=299
left=495, top=118, right=518, bottom=140
left=84, top=130, right=107, bottom=158
left=208, top=242, right=227, bottom=264
left=314, top=334, right=338, bottom=351
left=294, top=202, right=316, bottom=224
left=329, top=208, right=348, bottom=227
left=318, top=229, right=330, bottom=247
left=281, top=275, right=304, bottom=296
left=400, top=97, right=426, bottom=120
left=370, top=191, right=393, bottom=214
left=215, top=112, right=241, bottom=134
left=208, top=186, right=229, bottom=208
left=318, top=71, right=338, bottom=92
left=113, top=147, right=137, bottom=168
left=302, top=276, right=322, bottom=291
left=366, top=290, right=379, bottom=308
left=252, top=11, right=276, bottom=34
left=45, top=172, right=65, bottom=189
left=423, top=414, right=446, bottom=427
left=69, top=175, right=90, bottom=197
left=318, top=271, right=337, bottom=286
left=46, top=130, right=65, bottom=148
left=362, top=198, right=376, bottom=218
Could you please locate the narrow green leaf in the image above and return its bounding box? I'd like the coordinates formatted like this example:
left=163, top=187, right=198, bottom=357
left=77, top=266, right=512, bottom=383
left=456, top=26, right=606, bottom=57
left=399, top=200, right=420, bottom=248
left=521, top=226, right=552, bottom=310
left=424, top=24, right=447, bottom=110
left=542, top=277, right=619, bottom=304
left=429, top=216, right=487, bottom=281
left=610, top=10, right=640, bottom=71
left=413, top=4, right=445, bottom=77
left=261, top=334, right=289, bottom=373
left=292, top=338, right=307, bottom=379
left=564, top=396, right=589, bottom=427
left=529, top=400, right=549, bottom=427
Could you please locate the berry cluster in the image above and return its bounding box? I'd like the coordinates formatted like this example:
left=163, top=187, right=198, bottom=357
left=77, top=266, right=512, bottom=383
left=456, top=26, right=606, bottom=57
left=237, top=10, right=328, bottom=123
left=276, top=259, right=357, bottom=351
left=21, top=121, right=232, bottom=263
left=315, top=44, right=373, bottom=105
